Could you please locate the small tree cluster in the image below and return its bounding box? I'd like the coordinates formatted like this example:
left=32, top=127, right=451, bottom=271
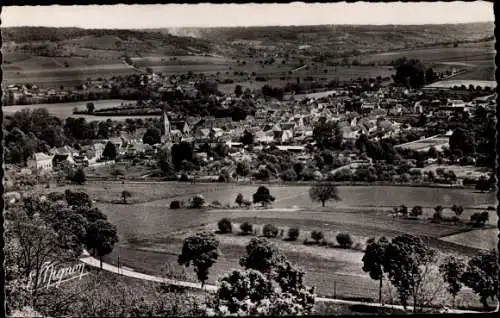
left=287, top=227, right=300, bottom=241
left=240, top=222, right=253, bottom=235
left=217, top=218, right=232, bottom=234
left=262, top=224, right=279, bottom=238
left=336, top=233, right=353, bottom=248
left=209, top=237, right=315, bottom=315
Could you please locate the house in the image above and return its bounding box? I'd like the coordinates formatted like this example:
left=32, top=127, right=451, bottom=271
left=108, top=137, right=124, bottom=154
left=254, top=130, right=274, bottom=144
left=171, top=121, right=191, bottom=136
left=52, top=154, right=75, bottom=170
left=93, top=143, right=105, bottom=160
left=27, top=153, right=54, bottom=172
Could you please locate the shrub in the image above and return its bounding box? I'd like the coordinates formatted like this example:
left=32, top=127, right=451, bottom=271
left=311, top=230, right=324, bottom=243
left=336, top=233, right=353, bottom=248
left=170, top=200, right=182, bottom=209
left=262, top=224, right=279, bottom=238
left=188, top=195, right=206, bottom=209
left=287, top=227, right=300, bottom=241
left=410, top=206, right=423, bottom=217
left=240, top=222, right=253, bottom=235
left=211, top=200, right=222, bottom=207
left=217, top=218, right=232, bottom=234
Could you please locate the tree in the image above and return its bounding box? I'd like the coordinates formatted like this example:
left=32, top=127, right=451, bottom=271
left=425, top=68, right=438, bottom=84
left=235, top=193, right=244, bottom=207
left=451, top=205, right=464, bottom=217
left=217, top=218, right=232, bottom=234
left=170, top=200, right=182, bottom=209
left=461, top=250, right=498, bottom=309
left=142, top=128, right=161, bottom=145
left=439, top=256, right=466, bottom=308
left=71, top=168, right=86, bottom=185
left=392, top=57, right=426, bottom=89
left=383, top=234, right=436, bottom=312
left=433, top=205, right=444, bottom=222
left=240, top=222, right=253, bottom=235
left=85, top=219, right=119, bottom=269
left=171, top=142, right=194, bottom=171
left=287, top=227, right=300, bottom=241
left=310, top=230, right=324, bottom=244
left=188, top=195, right=205, bottom=209
left=475, top=176, right=491, bottom=193
left=178, top=231, right=220, bottom=287
left=121, top=190, right=132, bottom=204
left=234, top=85, right=243, bottom=97
left=280, top=169, right=297, bottom=181
left=102, top=142, right=117, bottom=160
left=209, top=267, right=314, bottom=316
left=239, top=237, right=286, bottom=274
left=262, top=224, right=279, bottom=238
left=240, top=130, right=254, bottom=146
left=363, top=237, right=389, bottom=304
left=309, top=183, right=341, bottom=207
left=449, top=128, right=475, bottom=156
left=336, top=233, right=353, bottom=248
left=252, top=186, right=275, bottom=207
left=410, top=206, right=423, bottom=218
left=236, top=161, right=250, bottom=178
left=312, top=120, right=343, bottom=149
left=86, top=102, right=95, bottom=114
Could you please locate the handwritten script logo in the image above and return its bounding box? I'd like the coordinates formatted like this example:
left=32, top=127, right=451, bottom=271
left=27, top=261, right=88, bottom=291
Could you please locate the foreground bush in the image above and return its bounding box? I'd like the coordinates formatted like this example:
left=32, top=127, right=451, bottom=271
left=262, top=224, right=279, bottom=238
left=240, top=222, right=253, bottom=235
left=336, top=233, right=353, bottom=248
left=217, top=218, right=232, bottom=234
left=287, top=227, right=300, bottom=241
left=170, top=200, right=182, bottom=209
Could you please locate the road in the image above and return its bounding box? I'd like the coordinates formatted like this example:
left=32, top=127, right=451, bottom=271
left=79, top=252, right=484, bottom=314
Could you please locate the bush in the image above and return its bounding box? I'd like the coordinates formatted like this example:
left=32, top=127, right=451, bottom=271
left=217, top=218, right=232, bottom=234
left=410, top=206, right=423, bottom=217
left=211, top=200, right=222, bottom=207
left=336, top=232, right=353, bottom=248
left=240, top=222, right=253, bottom=235
left=287, top=227, right=300, bottom=241
left=170, top=200, right=182, bottom=209
left=311, top=230, right=324, bottom=243
left=262, top=224, right=279, bottom=238
left=188, top=195, right=205, bottom=209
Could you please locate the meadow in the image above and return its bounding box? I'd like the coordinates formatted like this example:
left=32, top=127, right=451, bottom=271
left=2, top=99, right=159, bottom=121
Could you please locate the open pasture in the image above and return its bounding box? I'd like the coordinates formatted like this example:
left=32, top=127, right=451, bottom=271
left=354, top=42, right=494, bottom=65
left=2, top=99, right=156, bottom=121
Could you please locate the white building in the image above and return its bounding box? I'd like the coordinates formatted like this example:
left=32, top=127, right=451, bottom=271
left=27, top=153, right=54, bottom=172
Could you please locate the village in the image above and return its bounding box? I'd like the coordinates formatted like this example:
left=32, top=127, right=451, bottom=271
left=5, top=67, right=496, bottom=190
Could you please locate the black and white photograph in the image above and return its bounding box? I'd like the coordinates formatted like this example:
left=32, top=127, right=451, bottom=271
left=1, top=1, right=498, bottom=316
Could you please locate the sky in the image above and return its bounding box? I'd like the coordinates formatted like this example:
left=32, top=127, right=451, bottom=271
left=1, top=2, right=494, bottom=29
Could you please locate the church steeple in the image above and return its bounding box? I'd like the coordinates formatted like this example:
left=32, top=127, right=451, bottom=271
left=162, top=111, right=172, bottom=149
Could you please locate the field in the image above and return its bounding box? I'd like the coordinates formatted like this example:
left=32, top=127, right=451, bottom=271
left=44, top=178, right=497, bottom=309
left=417, top=164, right=492, bottom=180
left=2, top=99, right=160, bottom=121
left=425, top=79, right=497, bottom=89
left=101, top=220, right=488, bottom=309
left=395, top=136, right=450, bottom=152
